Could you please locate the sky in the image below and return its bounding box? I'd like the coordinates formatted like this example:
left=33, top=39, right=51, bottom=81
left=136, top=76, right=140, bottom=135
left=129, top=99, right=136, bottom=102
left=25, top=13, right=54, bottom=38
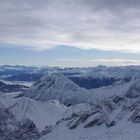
left=0, top=0, right=140, bottom=67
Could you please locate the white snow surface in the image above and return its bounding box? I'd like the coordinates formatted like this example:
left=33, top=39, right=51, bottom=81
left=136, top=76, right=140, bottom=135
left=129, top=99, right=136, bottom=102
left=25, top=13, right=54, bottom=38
left=40, top=121, right=140, bottom=140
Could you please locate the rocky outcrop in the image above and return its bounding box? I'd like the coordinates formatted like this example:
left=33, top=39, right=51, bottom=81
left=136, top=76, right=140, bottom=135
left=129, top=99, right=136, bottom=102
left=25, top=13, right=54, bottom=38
left=0, top=108, right=41, bottom=140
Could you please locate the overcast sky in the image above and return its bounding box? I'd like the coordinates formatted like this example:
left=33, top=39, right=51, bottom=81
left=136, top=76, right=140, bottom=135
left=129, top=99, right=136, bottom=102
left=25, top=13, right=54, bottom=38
left=0, top=0, right=140, bottom=66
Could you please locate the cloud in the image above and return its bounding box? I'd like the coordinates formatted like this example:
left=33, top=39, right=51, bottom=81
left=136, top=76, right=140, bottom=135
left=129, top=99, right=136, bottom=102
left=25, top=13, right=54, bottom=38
left=57, top=58, right=140, bottom=67
left=0, top=0, right=140, bottom=53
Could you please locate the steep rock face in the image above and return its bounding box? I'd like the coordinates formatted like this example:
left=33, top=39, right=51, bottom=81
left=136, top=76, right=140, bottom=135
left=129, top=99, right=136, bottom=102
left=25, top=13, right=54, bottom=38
left=129, top=109, right=140, bottom=123
left=0, top=106, right=40, bottom=140
left=25, top=73, right=88, bottom=106
left=14, top=119, right=40, bottom=140
left=56, top=101, right=119, bottom=130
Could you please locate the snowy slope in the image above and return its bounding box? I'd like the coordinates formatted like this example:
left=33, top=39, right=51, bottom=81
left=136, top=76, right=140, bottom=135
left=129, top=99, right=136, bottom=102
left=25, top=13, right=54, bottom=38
left=40, top=121, right=140, bottom=140
left=10, top=97, right=66, bottom=131
left=0, top=95, right=66, bottom=131
left=40, top=79, right=140, bottom=140
left=40, top=105, right=140, bottom=140
left=0, top=94, right=17, bottom=108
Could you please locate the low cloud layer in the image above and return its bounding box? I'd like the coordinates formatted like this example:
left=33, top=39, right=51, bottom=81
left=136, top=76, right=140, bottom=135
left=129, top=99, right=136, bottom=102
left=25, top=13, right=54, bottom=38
left=0, top=0, right=140, bottom=53
left=57, top=59, right=140, bottom=67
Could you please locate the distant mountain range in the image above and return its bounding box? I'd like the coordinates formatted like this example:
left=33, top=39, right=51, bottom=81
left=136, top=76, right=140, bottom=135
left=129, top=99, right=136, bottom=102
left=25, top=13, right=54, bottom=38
left=0, top=80, right=29, bottom=93
left=0, top=65, right=139, bottom=89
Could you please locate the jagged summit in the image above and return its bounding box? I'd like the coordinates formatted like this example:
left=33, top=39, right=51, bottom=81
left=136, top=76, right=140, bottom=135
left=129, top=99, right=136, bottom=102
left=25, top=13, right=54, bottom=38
left=35, top=73, right=81, bottom=90
left=24, top=73, right=88, bottom=105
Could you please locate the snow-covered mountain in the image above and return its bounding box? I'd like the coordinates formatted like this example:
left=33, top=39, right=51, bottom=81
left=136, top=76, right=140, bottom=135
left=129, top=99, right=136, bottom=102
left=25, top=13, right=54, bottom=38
left=0, top=65, right=140, bottom=140
left=10, top=97, right=66, bottom=131
left=0, top=95, right=40, bottom=140
left=0, top=95, right=66, bottom=130
left=21, top=73, right=139, bottom=140
left=0, top=94, right=67, bottom=139
left=40, top=79, right=140, bottom=140
left=24, top=73, right=88, bottom=106
left=24, top=72, right=140, bottom=105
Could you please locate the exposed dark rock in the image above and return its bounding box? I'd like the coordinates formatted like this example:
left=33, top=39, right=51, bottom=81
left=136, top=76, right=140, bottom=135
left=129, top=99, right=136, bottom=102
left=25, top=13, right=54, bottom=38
left=113, top=96, right=124, bottom=103
left=84, top=118, right=100, bottom=128
left=106, top=121, right=116, bottom=127
left=41, top=125, right=53, bottom=136
left=0, top=108, right=41, bottom=140
left=129, top=110, right=140, bottom=123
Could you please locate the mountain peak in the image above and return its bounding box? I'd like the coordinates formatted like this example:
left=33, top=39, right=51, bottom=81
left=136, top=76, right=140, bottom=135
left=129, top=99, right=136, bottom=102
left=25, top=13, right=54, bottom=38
left=25, top=73, right=88, bottom=105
